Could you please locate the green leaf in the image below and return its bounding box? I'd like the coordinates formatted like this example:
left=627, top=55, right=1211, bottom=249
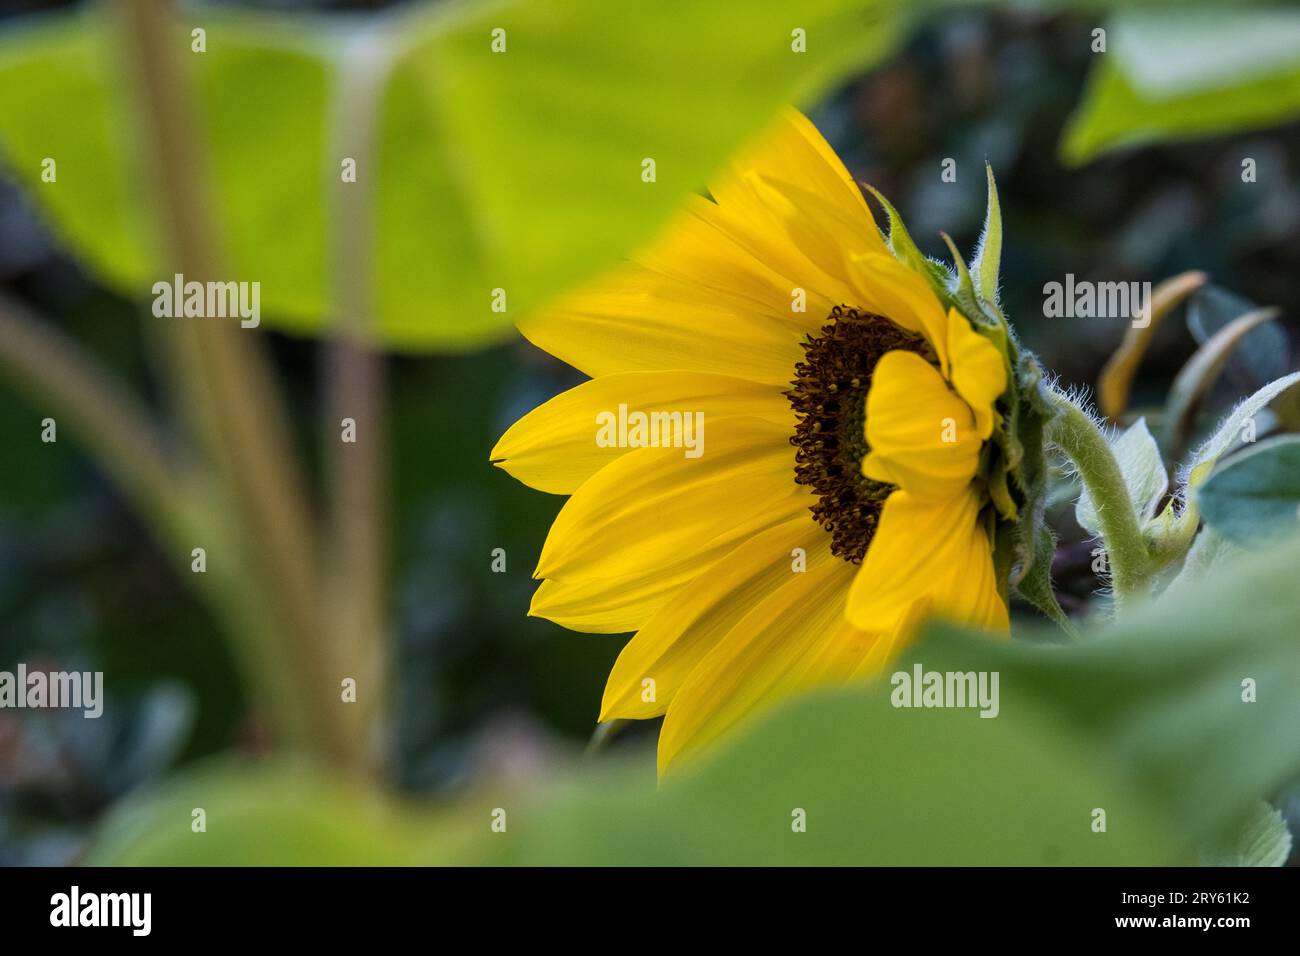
left=1062, top=10, right=1300, bottom=165
left=0, top=10, right=336, bottom=322
left=1201, top=801, right=1292, bottom=867
left=1075, top=417, right=1165, bottom=536
left=1196, top=435, right=1300, bottom=545
left=85, top=759, right=435, bottom=865
left=1187, top=371, right=1300, bottom=482
left=0, top=0, right=911, bottom=352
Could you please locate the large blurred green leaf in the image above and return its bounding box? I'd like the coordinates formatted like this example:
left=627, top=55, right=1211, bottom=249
left=96, top=522, right=1300, bottom=865
left=484, top=686, right=1177, bottom=865
left=91, top=529, right=1300, bottom=865
left=932, top=571, right=1300, bottom=849
left=89, top=683, right=1179, bottom=865
left=85, top=759, right=432, bottom=866
left=0, top=11, right=333, bottom=324
left=1061, top=10, right=1300, bottom=165
left=0, top=0, right=909, bottom=351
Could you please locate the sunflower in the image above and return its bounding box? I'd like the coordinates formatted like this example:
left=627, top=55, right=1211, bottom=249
left=492, top=109, right=1011, bottom=773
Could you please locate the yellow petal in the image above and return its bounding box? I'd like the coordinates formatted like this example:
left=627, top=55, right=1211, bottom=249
left=599, top=516, right=824, bottom=720
left=862, top=351, right=980, bottom=499
left=531, top=417, right=813, bottom=632
left=709, top=108, right=882, bottom=251
left=530, top=573, right=685, bottom=635
left=797, top=614, right=892, bottom=684
left=532, top=498, right=810, bottom=634
left=846, top=595, right=934, bottom=679
left=639, top=197, right=829, bottom=318
left=688, top=185, right=865, bottom=316
left=845, top=487, right=1008, bottom=634
left=491, top=371, right=788, bottom=495
left=704, top=157, right=923, bottom=332
left=657, top=537, right=860, bottom=774
left=945, top=309, right=1006, bottom=439
left=518, top=222, right=813, bottom=387
left=788, top=597, right=932, bottom=693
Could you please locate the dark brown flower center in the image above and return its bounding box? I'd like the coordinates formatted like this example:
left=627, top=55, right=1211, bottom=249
left=786, top=305, right=934, bottom=563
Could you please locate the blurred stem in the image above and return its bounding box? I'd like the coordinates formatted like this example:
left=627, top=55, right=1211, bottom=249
left=323, top=343, right=386, bottom=768
left=1045, top=390, right=1153, bottom=608
left=0, top=292, right=186, bottom=537
left=118, top=0, right=359, bottom=769
left=322, top=27, right=396, bottom=775
left=0, top=298, right=308, bottom=727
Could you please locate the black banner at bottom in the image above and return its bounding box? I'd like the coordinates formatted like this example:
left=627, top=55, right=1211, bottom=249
left=0, top=866, right=1291, bottom=941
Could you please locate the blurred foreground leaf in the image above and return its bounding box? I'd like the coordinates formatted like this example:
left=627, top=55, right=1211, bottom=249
left=91, top=530, right=1300, bottom=865
left=89, top=687, right=1177, bottom=865
left=1062, top=10, right=1300, bottom=165
left=0, top=0, right=908, bottom=351
left=85, top=760, right=432, bottom=865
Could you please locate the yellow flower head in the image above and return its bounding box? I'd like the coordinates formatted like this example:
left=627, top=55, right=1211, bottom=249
left=493, top=109, right=1012, bottom=773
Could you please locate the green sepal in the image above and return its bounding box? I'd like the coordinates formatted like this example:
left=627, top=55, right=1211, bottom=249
left=1004, top=370, right=1073, bottom=629
left=1015, top=523, right=1078, bottom=638
left=940, top=232, right=994, bottom=329
left=866, top=184, right=956, bottom=310
left=992, top=518, right=1016, bottom=607
left=970, top=164, right=1003, bottom=309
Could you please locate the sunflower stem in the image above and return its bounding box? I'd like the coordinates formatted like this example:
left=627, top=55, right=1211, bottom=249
left=1044, top=389, right=1153, bottom=608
